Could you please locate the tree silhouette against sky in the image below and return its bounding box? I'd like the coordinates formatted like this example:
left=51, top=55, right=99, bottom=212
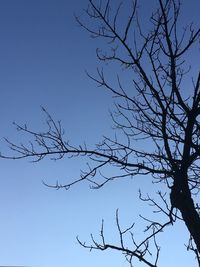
left=1, top=0, right=200, bottom=266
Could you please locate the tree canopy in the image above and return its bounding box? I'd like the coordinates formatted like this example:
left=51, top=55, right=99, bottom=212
left=1, top=0, right=200, bottom=266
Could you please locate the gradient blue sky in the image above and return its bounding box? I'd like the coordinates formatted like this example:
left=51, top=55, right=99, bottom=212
left=0, top=1, right=199, bottom=267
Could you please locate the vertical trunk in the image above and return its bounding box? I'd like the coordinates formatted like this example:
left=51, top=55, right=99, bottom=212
left=180, top=199, right=200, bottom=252
left=170, top=179, right=200, bottom=252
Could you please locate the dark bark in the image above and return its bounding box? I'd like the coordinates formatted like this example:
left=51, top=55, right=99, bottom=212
left=171, top=174, right=200, bottom=252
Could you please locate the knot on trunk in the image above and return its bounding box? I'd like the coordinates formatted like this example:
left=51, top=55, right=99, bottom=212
left=170, top=184, right=184, bottom=209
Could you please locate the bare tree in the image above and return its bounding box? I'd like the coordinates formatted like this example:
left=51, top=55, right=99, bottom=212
left=1, top=0, right=200, bottom=266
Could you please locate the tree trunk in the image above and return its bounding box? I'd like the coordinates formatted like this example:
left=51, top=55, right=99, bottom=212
left=170, top=177, right=200, bottom=252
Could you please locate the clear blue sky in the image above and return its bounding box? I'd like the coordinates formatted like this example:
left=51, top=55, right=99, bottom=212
left=0, top=1, right=199, bottom=267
